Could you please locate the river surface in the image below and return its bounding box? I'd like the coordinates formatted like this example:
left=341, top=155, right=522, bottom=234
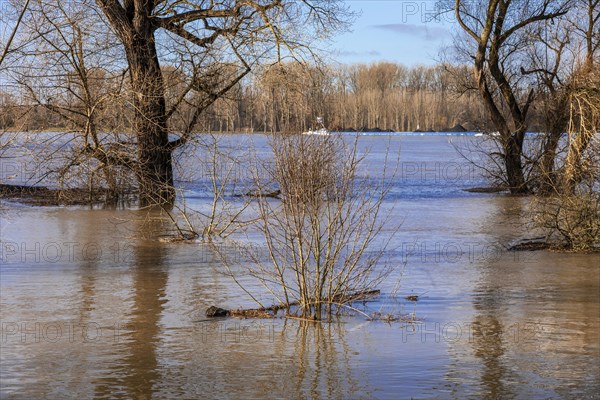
left=1, top=133, right=599, bottom=399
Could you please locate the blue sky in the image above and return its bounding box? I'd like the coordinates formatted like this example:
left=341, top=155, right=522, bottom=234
left=330, top=1, right=455, bottom=65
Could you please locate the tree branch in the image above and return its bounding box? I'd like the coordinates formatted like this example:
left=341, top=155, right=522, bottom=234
left=0, top=0, right=31, bottom=68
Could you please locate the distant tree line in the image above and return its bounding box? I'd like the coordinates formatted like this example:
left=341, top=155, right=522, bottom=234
left=0, top=61, right=527, bottom=133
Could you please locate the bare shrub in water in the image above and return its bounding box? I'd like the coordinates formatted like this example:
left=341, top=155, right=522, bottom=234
left=162, top=134, right=255, bottom=241
left=532, top=189, right=600, bottom=251
left=243, top=134, right=397, bottom=320
left=531, top=68, right=600, bottom=251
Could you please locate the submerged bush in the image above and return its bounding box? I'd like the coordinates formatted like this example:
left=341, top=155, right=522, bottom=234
left=244, top=133, right=398, bottom=320
left=532, top=191, right=600, bottom=251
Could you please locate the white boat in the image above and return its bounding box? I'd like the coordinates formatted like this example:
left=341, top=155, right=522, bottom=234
left=302, top=117, right=330, bottom=136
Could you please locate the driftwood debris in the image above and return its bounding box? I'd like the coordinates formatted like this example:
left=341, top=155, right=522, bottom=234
left=508, top=241, right=553, bottom=251
left=508, top=238, right=599, bottom=253
left=205, top=289, right=380, bottom=319
left=205, top=306, right=230, bottom=317
left=236, top=189, right=281, bottom=199
left=0, top=183, right=134, bottom=206
left=0, top=184, right=91, bottom=205
left=508, top=237, right=552, bottom=251
left=463, top=186, right=507, bottom=193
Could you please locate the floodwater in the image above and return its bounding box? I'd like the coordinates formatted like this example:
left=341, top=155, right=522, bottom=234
left=1, top=134, right=599, bottom=399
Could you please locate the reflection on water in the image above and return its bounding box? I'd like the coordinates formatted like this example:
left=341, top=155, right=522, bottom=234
left=471, top=290, right=512, bottom=399
left=472, top=196, right=520, bottom=399
left=1, top=135, right=599, bottom=398
left=290, top=322, right=365, bottom=399
left=443, top=195, right=600, bottom=399
left=94, top=216, right=169, bottom=398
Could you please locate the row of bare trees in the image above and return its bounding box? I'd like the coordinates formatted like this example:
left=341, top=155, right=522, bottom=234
left=209, top=62, right=490, bottom=133
left=1, top=61, right=492, bottom=133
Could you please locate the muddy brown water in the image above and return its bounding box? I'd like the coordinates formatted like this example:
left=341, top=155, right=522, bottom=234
left=1, top=133, right=598, bottom=399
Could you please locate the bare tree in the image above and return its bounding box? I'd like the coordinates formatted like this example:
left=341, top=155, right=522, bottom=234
left=452, top=0, right=570, bottom=194
left=92, top=0, right=353, bottom=206
left=5, top=0, right=354, bottom=206
left=559, top=0, right=600, bottom=194
left=0, top=0, right=31, bottom=156
left=0, top=0, right=30, bottom=68
left=573, top=0, right=600, bottom=70
left=532, top=115, right=599, bottom=251
left=523, top=0, right=599, bottom=194
left=521, top=15, right=572, bottom=194
left=7, top=0, right=135, bottom=202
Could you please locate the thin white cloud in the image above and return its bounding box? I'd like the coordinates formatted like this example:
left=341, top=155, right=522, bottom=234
left=371, top=24, right=448, bottom=41
left=337, top=50, right=382, bottom=57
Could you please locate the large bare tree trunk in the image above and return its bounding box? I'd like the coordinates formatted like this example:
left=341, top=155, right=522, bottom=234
left=96, top=1, right=174, bottom=206
left=125, top=34, right=174, bottom=206
left=505, top=130, right=528, bottom=193
left=475, top=63, right=530, bottom=193
left=538, top=130, right=562, bottom=194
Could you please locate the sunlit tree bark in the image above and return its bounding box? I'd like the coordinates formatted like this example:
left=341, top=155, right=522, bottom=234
left=453, top=0, right=570, bottom=193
